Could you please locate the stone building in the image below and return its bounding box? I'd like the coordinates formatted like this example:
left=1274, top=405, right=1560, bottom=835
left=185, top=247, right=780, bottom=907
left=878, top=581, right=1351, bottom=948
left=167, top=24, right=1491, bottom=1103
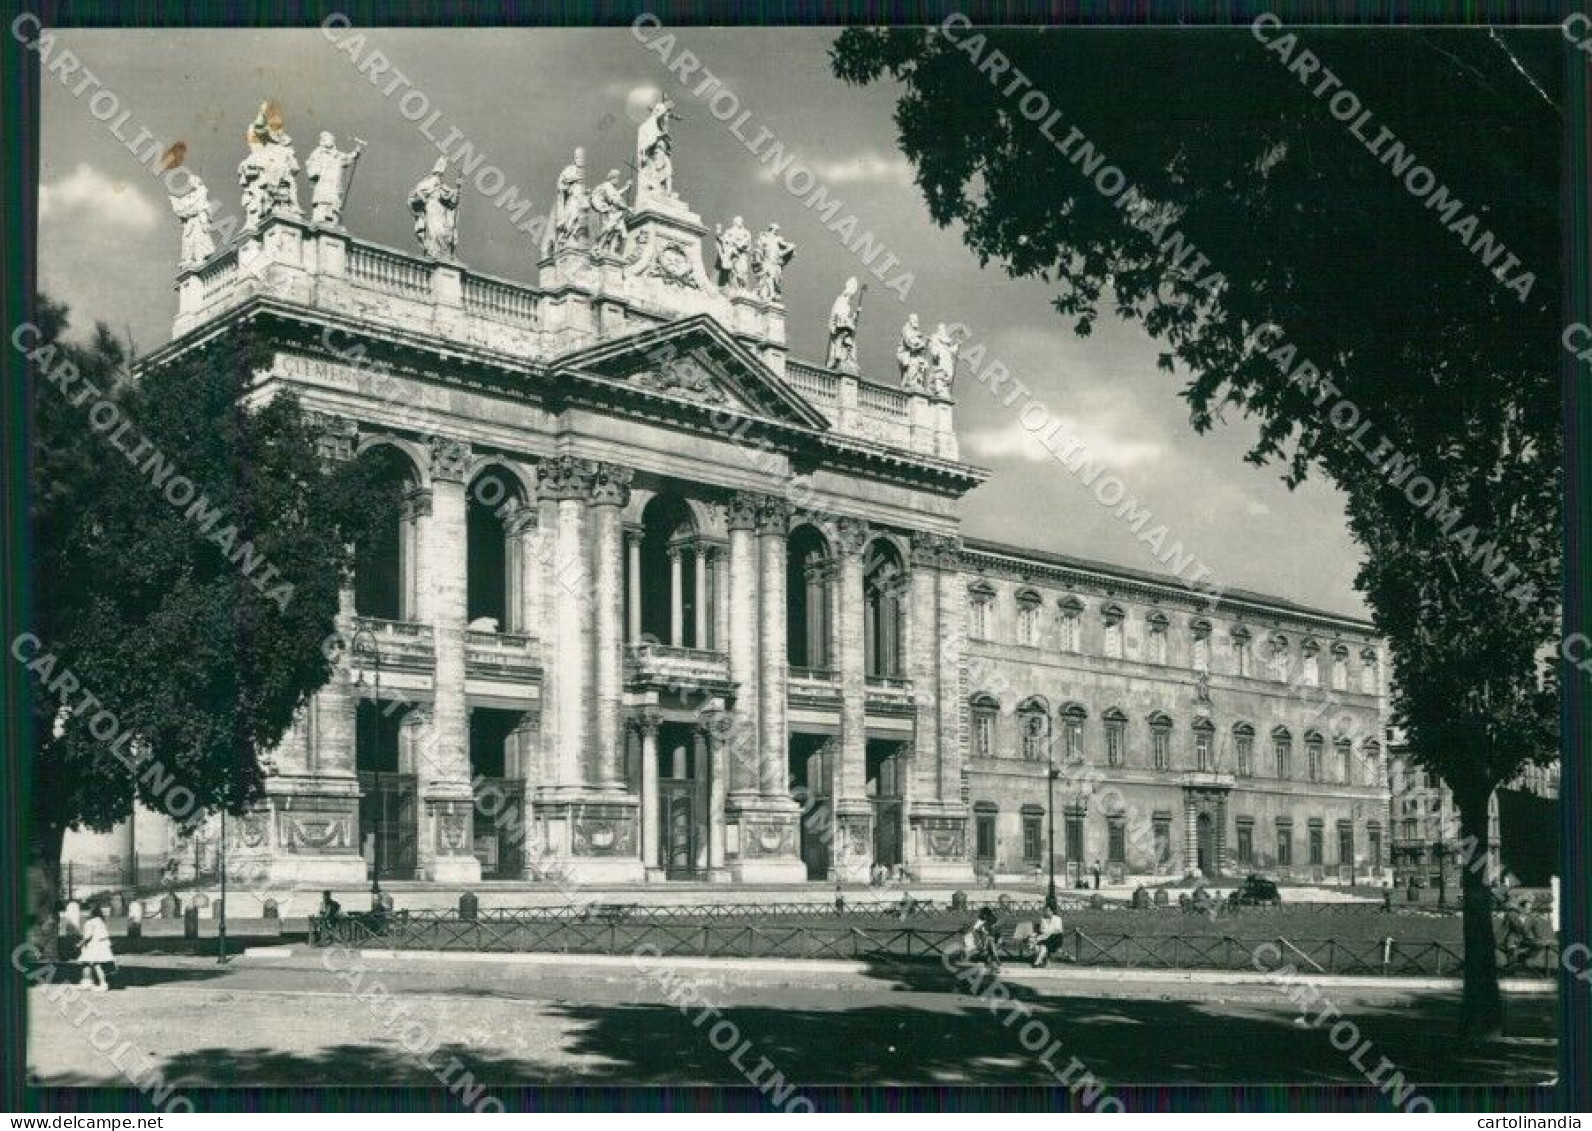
left=66, top=113, right=1392, bottom=892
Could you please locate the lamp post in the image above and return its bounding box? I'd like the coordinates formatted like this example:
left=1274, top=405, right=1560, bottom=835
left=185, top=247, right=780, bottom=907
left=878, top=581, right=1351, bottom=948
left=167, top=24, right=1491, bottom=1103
left=1046, top=757, right=1059, bottom=908
left=216, top=808, right=227, bottom=964
left=350, top=624, right=383, bottom=895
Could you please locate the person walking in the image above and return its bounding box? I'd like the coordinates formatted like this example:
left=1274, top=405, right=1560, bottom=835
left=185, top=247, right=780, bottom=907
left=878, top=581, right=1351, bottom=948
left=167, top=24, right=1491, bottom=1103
left=78, top=904, right=115, bottom=992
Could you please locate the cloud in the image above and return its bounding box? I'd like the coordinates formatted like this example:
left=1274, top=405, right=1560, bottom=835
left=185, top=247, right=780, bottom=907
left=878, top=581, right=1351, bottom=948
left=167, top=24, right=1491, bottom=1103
left=40, top=164, right=159, bottom=232
left=755, top=150, right=913, bottom=186
left=966, top=414, right=1164, bottom=470
left=1244, top=498, right=1273, bottom=517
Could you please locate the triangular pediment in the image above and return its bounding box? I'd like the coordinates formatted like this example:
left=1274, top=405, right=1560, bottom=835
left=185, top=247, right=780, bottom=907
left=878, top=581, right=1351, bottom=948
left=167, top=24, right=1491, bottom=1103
left=551, top=315, right=831, bottom=431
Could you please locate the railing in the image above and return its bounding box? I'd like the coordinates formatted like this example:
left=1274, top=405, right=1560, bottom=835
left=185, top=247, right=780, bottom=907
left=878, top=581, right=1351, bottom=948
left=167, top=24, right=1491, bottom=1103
left=464, top=273, right=538, bottom=327
left=866, top=675, right=912, bottom=692
left=789, top=666, right=839, bottom=683
left=198, top=247, right=239, bottom=303
left=858, top=380, right=909, bottom=416
left=466, top=629, right=536, bottom=649
left=353, top=616, right=434, bottom=643
left=784, top=361, right=842, bottom=408
left=305, top=909, right=1554, bottom=978
left=348, top=243, right=431, bottom=298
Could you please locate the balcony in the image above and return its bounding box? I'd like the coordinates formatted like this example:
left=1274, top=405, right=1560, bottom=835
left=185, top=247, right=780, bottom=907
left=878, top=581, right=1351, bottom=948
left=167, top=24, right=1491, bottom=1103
left=349, top=616, right=434, bottom=674
left=788, top=666, right=841, bottom=706
left=1182, top=769, right=1237, bottom=791
left=865, top=674, right=915, bottom=713
left=625, top=641, right=731, bottom=693
left=465, top=630, right=539, bottom=682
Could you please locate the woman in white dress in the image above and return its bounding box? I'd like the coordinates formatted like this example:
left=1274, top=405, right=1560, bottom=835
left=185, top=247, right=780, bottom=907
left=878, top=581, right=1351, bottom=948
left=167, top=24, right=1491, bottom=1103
left=78, top=904, right=115, bottom=991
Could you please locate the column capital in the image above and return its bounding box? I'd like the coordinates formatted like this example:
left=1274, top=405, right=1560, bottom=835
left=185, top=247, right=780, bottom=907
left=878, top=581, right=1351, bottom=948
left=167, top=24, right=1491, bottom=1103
left=835, top=516, right=871, bottom=558
left=910, top=531, right=962, bottom=569
left=537, top=454, right=594, bottom=501
left=695, top=707, right=730, bottom=743
left=631, top=707, right=662, bottom=737
left=427, top=435, right=473, bottom=482
left=726, top=491, right=761, bottom=531
left=623, top=523, right=645, bottom=545
left=754, top=495, right=789, bottom=535
left=400, top=484, right=432, bottom=521
left=590, top=462, right=634, bottom=507
left=504, top=502, right=538, bottom=537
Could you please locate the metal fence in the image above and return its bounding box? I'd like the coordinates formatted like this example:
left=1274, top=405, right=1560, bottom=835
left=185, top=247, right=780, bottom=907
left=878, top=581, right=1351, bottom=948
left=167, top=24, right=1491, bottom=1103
left=307, top=910, right=1556, bottom=978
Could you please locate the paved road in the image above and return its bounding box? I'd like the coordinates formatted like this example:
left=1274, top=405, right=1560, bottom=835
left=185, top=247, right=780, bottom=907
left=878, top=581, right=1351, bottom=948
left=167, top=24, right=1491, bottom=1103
left=28, top=953, right=1557, bottom=1091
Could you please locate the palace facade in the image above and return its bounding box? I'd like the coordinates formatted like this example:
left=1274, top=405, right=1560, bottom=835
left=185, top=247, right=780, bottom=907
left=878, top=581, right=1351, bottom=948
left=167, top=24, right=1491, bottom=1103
left=66, top=118, right=1390, bottom=891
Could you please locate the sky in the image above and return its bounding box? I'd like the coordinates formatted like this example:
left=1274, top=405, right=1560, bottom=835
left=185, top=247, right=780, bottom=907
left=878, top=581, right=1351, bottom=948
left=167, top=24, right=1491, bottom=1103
left=38, top=26, right=1366, bottom=618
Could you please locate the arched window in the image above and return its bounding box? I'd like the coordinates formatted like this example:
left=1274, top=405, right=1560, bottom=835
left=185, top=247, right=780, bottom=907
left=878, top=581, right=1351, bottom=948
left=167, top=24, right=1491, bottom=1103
left=466, top=466, right=529, bottom=632
left=864, top=540, right=907, bottom=678
left=1331, top=643, right=1349, bottom=691
left=1305, top=730, right=1325, bottom=782
left=1232, top=723, right=1255, bottom=776
left=353, top=445, right=422, bottom=622
left=1191, top=619, right=1212, bottom=673
left=1146, top=610, right=1169, bottom=665
left=1018, top=697, right=1050, bottom=761
left=1148, top=711, right=1173, bottom=770
left=1272, top=726, right=1293, bottom=779
left=1360, top=648, right=1381, bottom=695
left=1058, top=596, right=1084, bottom=653
left=1015, top=588, right=1042, bottom=647
left=1231, top=625, right=1253, bottom=677
left=1103, top=604, right=1126, bottom=659
left=1300, top=639, right=1321, bottom=688
left=638, top=494, right=703, bottom=648
left=1270, top=634, right=1291, bottom=682
left=1060, top=702, right=1087, bottom=761
left=787, top=525, right=832, bottom=668
left=1193, top=717, right=1215, bottom=771
left=971, top=693, right=999, bottom=760
left=968, top=581, right=995, bottom=641
left=1103, top=707, right=1127, bottom=767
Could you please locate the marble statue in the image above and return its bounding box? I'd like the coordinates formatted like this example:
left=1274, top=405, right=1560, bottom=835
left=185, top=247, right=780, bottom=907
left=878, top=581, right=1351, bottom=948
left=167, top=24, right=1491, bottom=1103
left=305, top=131, right=363, bottom=227
left=238, top=101, right=301, bottom=226
left=826, top=277, right=862, bottom=373
left=714, top=215, right=752, bottom=291
left=589, top=169, right=632, bottom=256
left=169, top=173, right=216, bottom=269
left=753, top=223, right=796, bottom=303
left=553, top=147, right=590, bottom=251
left=928, top=322, right=962, bottom=398
left=897, top=314, right=929, bottom=391
left=409, top=157, right=460, bottom=260
left=636, top=98, right=678, bottom=200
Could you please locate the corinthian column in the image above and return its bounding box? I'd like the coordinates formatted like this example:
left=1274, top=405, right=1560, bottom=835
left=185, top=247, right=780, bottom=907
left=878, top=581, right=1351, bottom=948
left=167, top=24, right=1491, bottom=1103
left=590, top=461, right=632, bottom=790
left=726, top=493, right=761, bottom=798
left=538, top=455, right=595, bottom=790
left=833, top=516, right=870, bottom=879
left=755, top=495, right=790, bottom=798
left=418, top=435, right=479, bottom=883
left=636, top=708, right=661, bottom=873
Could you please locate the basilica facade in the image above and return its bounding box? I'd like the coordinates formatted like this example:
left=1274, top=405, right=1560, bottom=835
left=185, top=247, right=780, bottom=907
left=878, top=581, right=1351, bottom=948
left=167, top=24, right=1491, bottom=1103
left=89, top=112, right=1388, bottom=892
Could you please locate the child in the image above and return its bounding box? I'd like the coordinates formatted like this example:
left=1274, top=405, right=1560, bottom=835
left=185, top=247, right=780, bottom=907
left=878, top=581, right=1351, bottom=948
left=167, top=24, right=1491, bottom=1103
left=78, top=904, right=115, bottom=992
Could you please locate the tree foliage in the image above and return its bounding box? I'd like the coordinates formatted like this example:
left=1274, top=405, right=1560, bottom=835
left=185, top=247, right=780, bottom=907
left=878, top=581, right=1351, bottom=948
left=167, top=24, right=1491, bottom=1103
left=26, top=297, right=392, bottom=917
left=834, top=24, right=1561, bottom=1033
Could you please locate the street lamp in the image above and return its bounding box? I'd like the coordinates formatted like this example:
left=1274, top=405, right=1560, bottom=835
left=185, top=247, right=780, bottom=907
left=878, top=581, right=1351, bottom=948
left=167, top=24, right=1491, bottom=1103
left=217, top=808, right=227, bottom=964
left=350, top=624, right=384, bottom=897
left=1046, top=756, right=1060, bottom=908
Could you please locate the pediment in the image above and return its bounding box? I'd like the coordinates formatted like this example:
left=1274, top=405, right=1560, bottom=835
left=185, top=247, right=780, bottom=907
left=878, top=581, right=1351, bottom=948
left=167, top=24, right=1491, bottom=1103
left=552, top=315, right=831, bottom=431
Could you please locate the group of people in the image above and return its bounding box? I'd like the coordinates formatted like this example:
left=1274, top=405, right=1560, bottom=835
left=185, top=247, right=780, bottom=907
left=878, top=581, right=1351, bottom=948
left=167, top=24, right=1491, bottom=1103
left=961, top=901, right=1070, bottom=972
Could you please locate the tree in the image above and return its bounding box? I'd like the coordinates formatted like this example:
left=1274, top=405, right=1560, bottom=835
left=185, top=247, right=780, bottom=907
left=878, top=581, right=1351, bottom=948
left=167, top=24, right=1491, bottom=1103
left=24, top=296, right=392, bottom=955
left=833, top=24, right=1561, bottom=1035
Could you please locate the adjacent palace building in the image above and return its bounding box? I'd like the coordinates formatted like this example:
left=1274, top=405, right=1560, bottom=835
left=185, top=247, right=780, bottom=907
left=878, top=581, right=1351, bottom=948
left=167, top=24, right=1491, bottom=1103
left=65, top=110, right=1392, bottom=893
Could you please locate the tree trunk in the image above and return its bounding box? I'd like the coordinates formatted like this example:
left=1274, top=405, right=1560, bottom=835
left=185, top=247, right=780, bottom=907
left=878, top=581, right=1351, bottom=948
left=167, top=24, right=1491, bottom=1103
left=1454, top=786, right=1502, bottom=1039
left=27, top=821, right=66, bottom=963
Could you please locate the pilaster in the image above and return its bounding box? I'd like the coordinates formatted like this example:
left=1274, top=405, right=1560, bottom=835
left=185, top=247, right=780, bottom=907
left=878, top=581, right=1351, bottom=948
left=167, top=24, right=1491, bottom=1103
left=832, top=517, right=872, bottom=882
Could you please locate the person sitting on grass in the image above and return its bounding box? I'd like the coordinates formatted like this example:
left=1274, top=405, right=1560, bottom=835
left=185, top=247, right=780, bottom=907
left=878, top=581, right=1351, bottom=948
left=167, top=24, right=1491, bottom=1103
left=965, top=905, right=1002, bottom=971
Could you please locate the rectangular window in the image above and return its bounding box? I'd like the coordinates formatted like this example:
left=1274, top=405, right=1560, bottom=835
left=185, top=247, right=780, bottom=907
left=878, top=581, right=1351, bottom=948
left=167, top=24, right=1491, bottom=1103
left=1274, top=738, right=1292, bottom=779
left=1308, top=826, right=1324, bottom=866
left=1234, top=637, right=1251, bottom=677
left=1276, top=823, right=1293, bottom=866
left=1104, top=617, right=1123, bottom=659
left=1148, top=628, right=1167, bottom=665
left=1021, top=714, right=1046, bottom=761
left=1108, top=820, right=1126, bottom=864
left=1368, top=827, right=1382, bottom=870
left=1337, top=742, right=1352, bottom=783
left=1152, top=727, right=1170, bottom=770
left=1236, top=734, right=1253, bottom=776
left=974, top=711, right=995, bottom=759
left=1017, top=603, right=1040, bottom=647
left=1338, top=823, right=1354, bottom=867
left=1195, top=729, right=1213, bottom=771
left=1236, top=823, right=1254, bottom=866
left=1064, top=717, right=1083, bottom=761
left=1153, top=818, right=1172, bottom=864
left=1022, top=814, right=1043, bottom=863
left=1105, top=721, right=1124, bottom=767
left=975, top=812, right=996, bottom=860
left=1192, top=634, right=1210, bottom=672
left=1065, top=813, right=1085, bottom=863
left=1060, top=613, right=1081, bottom=653
left=970, top=596, right=990, bottom=641
left=1332, top=654, right=1348, bottom=691
left=1307, top=741, right=1323, bottom=782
